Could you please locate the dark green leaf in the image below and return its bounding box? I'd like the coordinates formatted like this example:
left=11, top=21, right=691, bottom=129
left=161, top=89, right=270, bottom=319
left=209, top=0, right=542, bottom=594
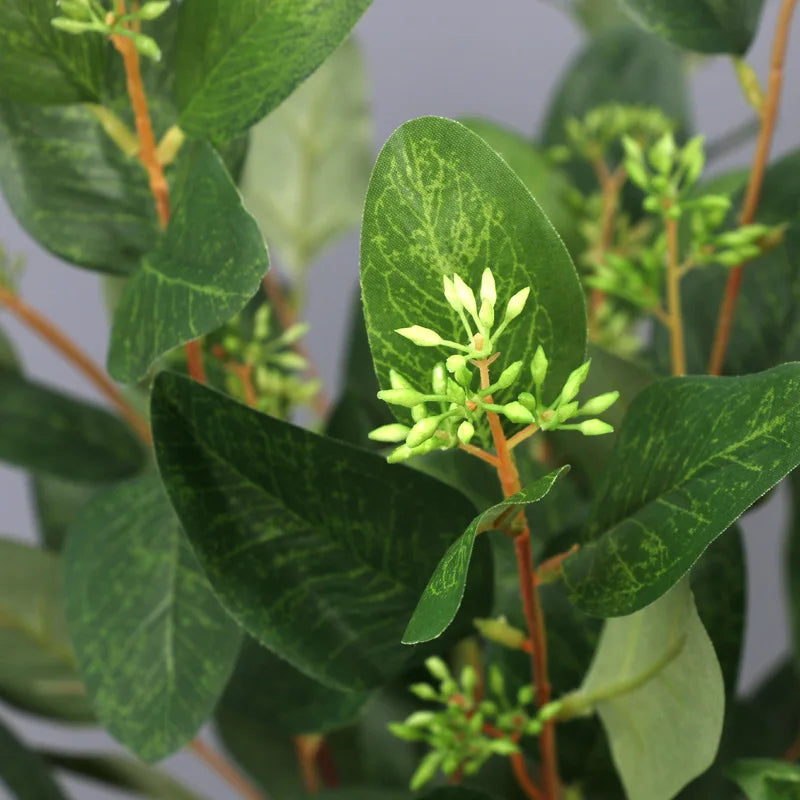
left=563, top=364, right=800, bottom=616
left=0, top=538, right=93, bottom=723
left=421, top=790, right=497, bottom=800
left=108, top=141, right=269, bottom=383
left=44, top=750, right=202, bottom=800
left=0, top=718, right=67, bottom=800
left=220, top=638, right=370, bottom=736
left=0, top=101, right=158, bottom=275
left=31, top=474, right=101, bottom=552
left=175, top=0, right=373, bottom=139
left=459, top=116, right=581, bottom=255
left=151, top=371, right=491, bottom=690
left=63, top=473, right=242, bottom=761
left=0, top=324, right=19, bottom=370
left=403, top=467, right=568, bottom=644
left=789, top=469, right=800, bottom=665
left=618, top=0, right=765, bottom=55
left=0, top=370, right=145, bottom=481
left=240, top=38, right=371, bottom=274
left=0, top=0, right=106, bottom=104
left=726, top=759, right=800, bottom=800
left=542, top=26, right=691, bottom=147
left=361, top=116, right=586, bottom=416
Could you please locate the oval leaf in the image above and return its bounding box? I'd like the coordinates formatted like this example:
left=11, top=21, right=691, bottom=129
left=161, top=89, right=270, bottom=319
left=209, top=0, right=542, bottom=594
left=151, top=371, right=491, bottom=690
left=0, top=719, right=67, bottom=800
left=403, top=467, right=568, bottom=644
left=108, top=141, right=269, bottom=383
left=361, top=116, right=586, bottom=413
left=175, top=0, right=373, bottom=139
left=564, top=364, right=800, bottom=616
left=0, top=370, right=145, bottom=481
left=64, top=474, right=242, bottom=761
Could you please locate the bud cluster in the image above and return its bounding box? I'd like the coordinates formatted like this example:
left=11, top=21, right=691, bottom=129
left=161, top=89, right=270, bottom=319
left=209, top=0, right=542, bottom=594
left=209, top=305, right=320, bottom=417
left=388, top=657, right=561, bottom=790
left=370, top=269, right=617, bottom=463
left=52, top=0, right=169, bottom=61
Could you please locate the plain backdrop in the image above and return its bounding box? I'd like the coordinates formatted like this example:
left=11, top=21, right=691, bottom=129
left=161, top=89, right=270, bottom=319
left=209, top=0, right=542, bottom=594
left=1, top=1, right=799, bottom=797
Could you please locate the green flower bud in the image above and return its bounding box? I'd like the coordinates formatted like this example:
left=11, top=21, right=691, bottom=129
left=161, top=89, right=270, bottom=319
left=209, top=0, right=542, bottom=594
left=457, top=420, right=475, bottom=445
left=517, top=685, right=535, bottom=706
left=496, top=360, right=523, bottom=390
left=624, top=158, right=650, bottom=191
left=405, top=711, right=436, bottom=728
left=279, top=321, right=310, bottom=346
left=643, top=195, right=663, bottom=214
left=454, top=365, right=473, bottom=387
left=680, top=135, right=705, bottom=185
left=406, top=416, right=441, bottom=448
left=524, top=718, right=543, bottom=736
left=368, top=424, right=411, bottom=443
left=272, top=352, right=308, bottom=371
left=488, top=664, right=505, bottom=700
left=467, top=711, right=484, bottom=734
left=387, top=722, right=427, bottom=742
left=716, top=250, right=743, bottom=267
left=479, top=298, right=494, bottom=329
left=503, top=287, right=530, bottom=324
left=432, top=363, right=447, bottom=395
left=132, top=33, right=162, bottom=61
left=488, top=739, right=519, bottom=756
left=579, top=390, right=620, bottom=416
left=410, top=682, right=439, bottom=701
left=137, top=0, right=171, bottom=20
left=377, top=388, right=427, bottom=407
left=461, top=665, right=478, bottom=697
left=503, top=402, right=535, bottom=424
left=426, top=656, right=451, bottom=682
left=539, top=701, right=563, bottom=722
left=649, top=132, right=676, bottom=174
left=395, top=325, right=444, bottom=347
left=555, top=400, right=579, bottom=423
left=410, top=751, right=443, bottom=791
left=51, top=16, right=97, bottom=33
left=530, top=345, right=548, bottom=386
left=387, top=444, right=414, bottom=463
left=443, top=275, right=462, bottom=313
left=446, top=354, right=468, bottom=373
left=448, top=378, right=466, bottom=404
left=453, top=274, right=478, bottom=316
left=559, top=360, right=591, bottom=404
left=578, top=419, right=614, bottom=436
left=389, top=369, right=412, bottom=390
left=480, top=267, right=497, bottom=307
left=411, top=404, right=428, bottom=422
left=518, top=392, right=537, bottom=412
left=57, top=0, right=92, bottom=20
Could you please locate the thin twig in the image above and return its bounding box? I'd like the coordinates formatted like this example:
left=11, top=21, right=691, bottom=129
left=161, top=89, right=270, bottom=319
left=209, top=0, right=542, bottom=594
left=665, top=215, right=686, bottom=376
left=190, top=738, right=267, bottom=800
left=708, top=0, right=798, bottom=375
left=507, top=424, right=539, bottom=451
left=458, top=441, right=500, bottom=467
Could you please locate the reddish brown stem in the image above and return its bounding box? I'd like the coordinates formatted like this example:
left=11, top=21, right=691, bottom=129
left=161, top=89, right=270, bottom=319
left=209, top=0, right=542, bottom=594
left=708, top=0, right=798, bottom=376
left=511, top=752, right=546, bottom=800
left=190, top=738, right=267, bottom=800
left=0, top=286, right=151, bottom=445
left=294, top=735, right=323, bottom=795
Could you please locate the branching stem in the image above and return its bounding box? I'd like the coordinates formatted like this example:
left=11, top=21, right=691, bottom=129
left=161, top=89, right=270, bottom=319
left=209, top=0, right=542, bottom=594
left=190, top=738, right=268, bottom=800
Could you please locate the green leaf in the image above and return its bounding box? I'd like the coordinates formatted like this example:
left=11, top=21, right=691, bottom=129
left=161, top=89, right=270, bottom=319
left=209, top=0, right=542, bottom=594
left=563, top=364, right=800, bottom=616
left=788, top=469, right=800, bottom=666
left=31, top=474, right=101, bottom=551
left=403, top=467, right=568, bottom=644
left=108, top=141, right=269, bottom=383
left=563, top=580, right=724, bottom=800
left=0, top=538, right=93, bottom=723
left=0, top=370, right=145, bottom=481
left=361, top=116, right=586, bottom=416
left=43, top=750, right=203, bottom=800
left=459, top=117, right=581, bottom=255
left=727, top=759, right=800, bottom=800
left=618, top=0, right=765, bottom=55
left=240, top=38, right=371, bottom=274
left=421, top=790, right=496, bottom=800
left=175, top=0, right=373, bottom=139
left=0, top=718, right=67, bottom=800
left=220, top=638, right=370, bottom=736
left=151, top=371, right=491, bottom=690
left=0, top=0, right=106, bottom=104
left=0, top=101, right=159, bottom=275
left=542, top=26, right=691, bottom=147
left=63, top=473, right=242, bottom=761
left=0, top=324, right=19, bottom=370
left=568, top=0, right=632, bottom=32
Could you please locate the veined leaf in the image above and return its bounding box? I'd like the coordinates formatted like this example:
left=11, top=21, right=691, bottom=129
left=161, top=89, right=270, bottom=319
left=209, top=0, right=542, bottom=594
left=618, top=0, right=765, bottom=55
left=403, top=467, right=568, bottom=645
left=175, top=0, right=373, bottom=139
left=0, top=718, right=67, bottom=800
left=108, top=141, right=269, bottom=383
left=151, top=372, right=491, bottom=690
left=31, top=474, right=102, bottom=552
left=240, top=38, right=371, bottom=275
left=563, top=365, right=800, bottom=616
left=0, top=101, right=158, bottom=275
left=0, top=0, right=106, bottom=104
left=726, top=759, right=800, bottom=799
left=0, top=370, right=145, bottom=482
left=63, top=474, right=242, bottom=761
left=361, top=116, right=586, bottom=421
left=0, top=538, right=93, bottom=723
left=562, top=580, right=724, bottom=800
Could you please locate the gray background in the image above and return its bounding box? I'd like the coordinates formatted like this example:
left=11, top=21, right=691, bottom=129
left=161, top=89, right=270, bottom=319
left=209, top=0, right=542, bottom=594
left=1, top=0, right=798, bottom=796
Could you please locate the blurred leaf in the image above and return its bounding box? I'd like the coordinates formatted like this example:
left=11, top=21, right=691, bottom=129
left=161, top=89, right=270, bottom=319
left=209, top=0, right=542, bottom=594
left=726, top=759, right=800, bottom=799
left=0, top=370, right=145, bottom=481
left=64, top=474, right=242, bottom=761
left=31, top=474, right=101, bottom=552
left=0, top=538, right=93, bottom=723
left=0, top=102, right=158, bottom=275
left=151, top=371, right=490, bottom=691
left=569, top=0, right=631, bottom=32
left=0, top=718, right=67, bottom=800
left=240, top=38, right=371, bottom=274
left=108, top=141, right=269, bottom=383
left=176, top=0, right=373, bottom=139
left=0, top=325, right=19, bottom=370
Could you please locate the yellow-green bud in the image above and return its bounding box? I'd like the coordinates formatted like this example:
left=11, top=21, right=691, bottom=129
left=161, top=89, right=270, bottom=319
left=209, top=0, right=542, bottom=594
left=496, top=360, right=523, bottom=390
left=389, top=369, right=412, bottom=390
left=51, top=16, right=96, bottom=33
left=560, top=360, right=591, bottom=404
left=137, top=0, right=171, bottom=20
left=531, top=345, right=548, bottom=386
left=461, top=665, right=478, bottom=697
left=443, top=275, right=462, bottom=313
left=649, top=132, right=676, bottom=174
left=474, top=616, right=527, bottom=650
left=368, top=424, right=411, bottom=443
left=410, top=683, right=439, bottom=701
left=411, top=404, right=428, bottom=422
left=425, top=656, right=451, bottom=681
left=378, top=388, right=427, bottom=407
left=395, top=325, right=444, bottom=347
left=457, top=420, right=475, bottom=445
left=272, top=352, right=307, bottom=371
left=410, top=752, right=443, bottom=792
left=680, top=135, right=705, bottom=186
left=479, top=299, right=494, bottom=329
left=578, top=419, right=614, bottom=436
left=453, top=274, right=478, bottom=316
left=503, top=287, right=530, bottom=324
left=555, top=400, right=579, bottom=423
left=518, top=392, right=536, bottom=411
left=431, top=363, right=447, bottom=395
left=503, top=402, right=534, bottom=424
left=133, top=34, right=162, bottom=61
left=406, top=416, right=441, bottom=447
left=387, top=445, right=414, bottom=463
left=280, top=321, right=310, bottom=346
left=446, top=354, right=467, bottom=372
left=579, top=390, right=620, bottom=416
left=480, top=268, right=497, bottom=307
left=57, top=0, right=92, bottom=19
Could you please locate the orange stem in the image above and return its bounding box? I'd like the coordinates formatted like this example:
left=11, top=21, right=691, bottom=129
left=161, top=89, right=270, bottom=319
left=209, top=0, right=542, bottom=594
left=189, top=738, right=267, bottom=800
left=0, top=286, right=151, bottom=445
left=511, top=752, right=546, bottom=800
left=457, top=441, right=500, bottom=467
left=708, top=0, right=798, bottom=376
left=293, top=735, right=323, bottom=795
